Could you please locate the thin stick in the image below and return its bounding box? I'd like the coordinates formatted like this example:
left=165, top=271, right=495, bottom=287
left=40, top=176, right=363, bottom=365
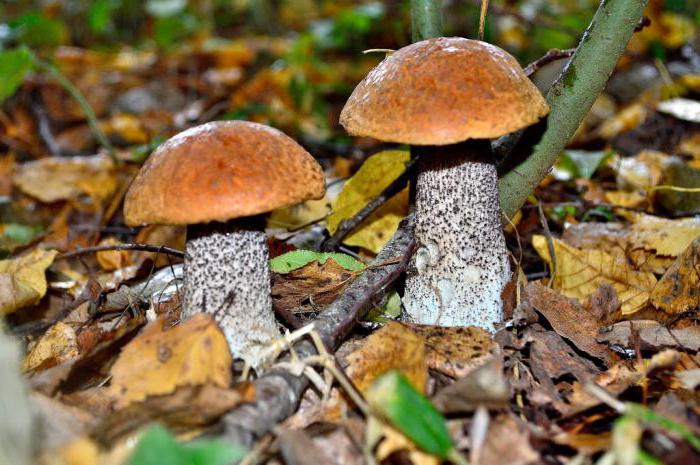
left=479, top=0, right=489, bottom=40
left=56, top=243, right=185, bottom=261
left=321, top=159, right=415, bottom=252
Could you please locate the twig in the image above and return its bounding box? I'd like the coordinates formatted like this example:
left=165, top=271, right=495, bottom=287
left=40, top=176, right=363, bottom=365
left=29, top=91, right=63, bottom=157
left=321, top=159, right=415, bottom=252
left=523, top=48, right=575, bottom=77
left=221, top=215, right=416, bottom=448
left=30, top=56, right=116, bottom=162
left=56, top=243, right=185, bottom=261
left=478, top=0, right=489, bottom=40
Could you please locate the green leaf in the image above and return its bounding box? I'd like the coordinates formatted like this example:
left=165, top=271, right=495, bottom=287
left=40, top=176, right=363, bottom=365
left=557, top=150, right=611, bottom=180
left=153, top=13, right=198, bottom=49
left=626, top=403, right=700, bottom=452
left=129, top=424, right=245, bottom=465
left=8, top=11, right=68, bottom=47
left=269, top=250, right=365, bottom=274
left=0, top=47, right=34, bottom=104
left=366, top=370, right=456, bottom=459
left=365, top=290, right=401, bottom=323
left=88, top=0, right=119, bottom=35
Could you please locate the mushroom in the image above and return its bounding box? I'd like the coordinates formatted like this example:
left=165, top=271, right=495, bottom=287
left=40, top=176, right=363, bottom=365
left=340, top=38, right=549, bottom=330
left=123, top=120, right=325, bottom=365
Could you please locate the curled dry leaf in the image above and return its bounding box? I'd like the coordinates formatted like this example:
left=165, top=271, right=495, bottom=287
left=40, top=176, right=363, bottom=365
left=523, top=282, right=610, bottom=362
left=327, top=150, right=409, bottom=253
left=272, top=258, right=356, bottom=315
left=476, top=414, right=539, bottom=465
left=12, top=154, right=117, bottom=203
left=431, top=359, right=509, bottom=414
left=651, top=235, right=700, bottom=314
left=0, top=248, right=58, bottom=315
left=532, top=235, right=656, bottom=315
left=108, top=313, right=232, bottom=409
left=598, top=320, right=700, bottom=352
left=23, top=322, right=79, bottom=373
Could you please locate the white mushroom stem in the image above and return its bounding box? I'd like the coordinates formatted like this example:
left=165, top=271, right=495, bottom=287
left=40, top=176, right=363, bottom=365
left=403, top=141, right=511, bottom=331
left=183, top=218, right=279, bottom=368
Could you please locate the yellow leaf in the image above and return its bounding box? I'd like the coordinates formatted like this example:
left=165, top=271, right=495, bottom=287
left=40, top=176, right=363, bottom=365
left=345, top=321, right=427, bottom=395
left=622, top=212, right=700, bottom=257
left=13, top=154, right=116, bottom=203
left=651, top=236, right=700, bottom=314
left=532, top=235, right=656, bottom=315
left=23, top=321, right=79, bottom=372
left=327, top=150, right=409, bottom=253
left=96, top=237, right=132, bottom=271
left=0, top=248, right=58, bottom=314
left=267, top=197, right=331, bottom=230
left=108, top=313, right=232, bottom=409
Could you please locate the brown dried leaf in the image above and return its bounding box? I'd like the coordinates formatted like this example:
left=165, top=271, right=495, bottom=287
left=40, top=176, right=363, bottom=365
left=477, top=415, right=538, bottom=465
left=108, top=314, right=232, bottom=409
left=272, top=258, right=355, bottom=315
left=524, top=282, right=610, bottom=362
left=406, top=324, right=497, bottom=379
left=532, top=235, right=656, bottom=315
left=432, top=359, right=509, bottom=414
left=651, top=235, right=700, bottom=314
left=598, top=320, right=700, bottom=352
left=345, top=321, right=427, bottom=394
left=94, top=383, right=251, bottom=445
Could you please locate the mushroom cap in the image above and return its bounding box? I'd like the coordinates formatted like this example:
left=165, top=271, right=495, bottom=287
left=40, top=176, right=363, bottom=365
left=340, top=37, right=550, bottom=145
left=123, top=121, right=326, bottom=226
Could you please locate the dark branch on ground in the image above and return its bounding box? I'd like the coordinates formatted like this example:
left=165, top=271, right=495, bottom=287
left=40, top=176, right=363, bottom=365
left=56, top=243, right=185, bottom=261
left=221, top=215, right=416, bottom=448
left=321, top=159, right=415, bottom=252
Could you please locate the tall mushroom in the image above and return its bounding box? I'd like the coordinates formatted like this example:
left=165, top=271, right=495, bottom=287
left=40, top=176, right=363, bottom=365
left=123, top=121, right=325, bottom=365
left=340, top=38, right=549, bottom=331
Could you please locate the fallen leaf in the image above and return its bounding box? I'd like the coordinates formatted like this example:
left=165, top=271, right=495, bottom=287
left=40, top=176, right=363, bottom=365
left=614, top=150, right=668, bottom=191
left=651, top=235, right=700, bottom=314
left=532, top=235, right=657, bottom=314
left=0, top=154, right=15, bottom=197
left=108, top=313, right=232, bottom=409
left=345, top=321, right=427, bottom=394
left=598, top=320, right=700, bottom=352
left=267, top=197, right=332, bottom=230
left=94, top=384, right=251, bottom=445
left=96, top=237, right=132, bottom=271
left=477, top=415, right=538, bottom=465
left=272, top=258, right=356, bottom=315
left=0, top=248, right=58, bottom=314
left=524, top=282, right=610, bottom=362
left=597, top=103, right=649, bottom=140
left=432, top=359, right=509, bottom=414
left=406, top=324, right=497, bottom=379
left=327, top=150, right=409, bottom=253
left=657, top=98, right=700, bottom=124
left=23, top=322, right=79, bottom=373
left=13, top=154, right=117, bottom=203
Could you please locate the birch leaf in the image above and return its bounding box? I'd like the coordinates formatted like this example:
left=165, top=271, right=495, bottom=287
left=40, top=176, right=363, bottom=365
left=0, top=248, right=58, bottom=314
left=532, top=235, right=656, bottom=315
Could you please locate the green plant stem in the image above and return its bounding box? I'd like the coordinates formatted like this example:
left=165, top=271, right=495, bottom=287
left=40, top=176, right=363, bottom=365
left=498, top=0, right=648, bottom=219
left=410, top=0, right=443, bottom=41
left=31, top=56, right=116, bottom=162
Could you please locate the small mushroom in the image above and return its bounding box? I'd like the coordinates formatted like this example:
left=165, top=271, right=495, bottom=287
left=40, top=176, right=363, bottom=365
left=340, top=38, right=549, bottom=330
left=123, top=121, right=325, bottom=365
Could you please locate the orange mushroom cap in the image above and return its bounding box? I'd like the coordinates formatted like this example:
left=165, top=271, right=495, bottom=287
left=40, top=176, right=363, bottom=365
left=340, top=37, right=550, bottom=145
left=123, top=121, right=325, bottom=226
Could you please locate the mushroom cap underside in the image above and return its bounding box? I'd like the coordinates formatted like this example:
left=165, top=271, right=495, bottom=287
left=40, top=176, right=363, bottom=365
left=124, top=120, right=326, bottom=226
left=340, top=37, right=550, bottom=145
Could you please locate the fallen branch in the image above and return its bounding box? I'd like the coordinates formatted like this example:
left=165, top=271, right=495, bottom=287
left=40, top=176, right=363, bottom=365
left=221, top=215, right=416, bottom=448
left=321, top=159, right=415, bottom=252
left=56, top=243, right=185, bottom=261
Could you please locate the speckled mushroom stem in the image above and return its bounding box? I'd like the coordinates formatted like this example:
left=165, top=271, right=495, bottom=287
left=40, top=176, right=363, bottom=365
left=183, top=217, right=279, bottom=366
left=403, top=140, right=510, bottom=331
